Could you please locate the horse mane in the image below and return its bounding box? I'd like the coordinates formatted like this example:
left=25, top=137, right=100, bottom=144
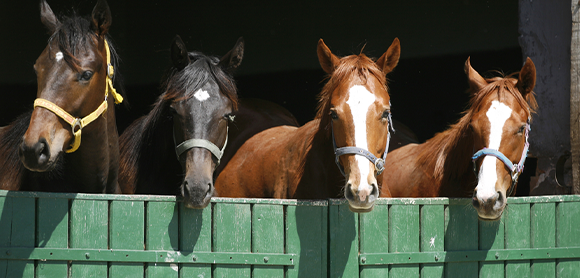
left=0, top=112, right=31, bottom=190
left=47, top=12, right=127, bottom=106
left=315, top=54, right=388, bottom=137
left=119, top=51, right=239, bottom=192
left=416, top=72, right=538, bottom=186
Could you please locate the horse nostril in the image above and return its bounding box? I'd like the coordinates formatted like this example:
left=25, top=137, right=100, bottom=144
left=472, top=196, right=480, bottom=209
left=36, top=139, right=50, bottom=164
left=344, top=183, right=354, bottom=200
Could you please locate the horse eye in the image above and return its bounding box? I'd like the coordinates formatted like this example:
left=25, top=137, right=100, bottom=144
left=518, top=125, right=526, bottom=134
left=79, top=71, right=94, bottom=81
left=382, top=110, right=391, bottom=119
left=330, top=110, right=338, bottom=120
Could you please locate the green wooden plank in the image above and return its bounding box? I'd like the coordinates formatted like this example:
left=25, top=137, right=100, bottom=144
left=146, top=201, right=179, bottom=278
left=109, top=200, right=145, bottom=278
left=478, top=214, right=504, bottom=278
left=36, top=198, right=69, bottom=278
left=444, top=204, right=478, bottom=277
left=388, top=204, right=419, bottom=278
left=531, top=202, right=556, bottom=278
left=212, top=203, right=251, bottom=277
left=2, top=196, right=35, bottom=278
left=287, top=205, right=326, bottom=278
left=360, top=203, right=389, bottom=278
left=420, top=205, right=444, bottom=278
left=0, top=195, right=11, bottom=278
left=70, top=199, right=108, bottom=278
left=179, top=203, right=211, bottom=278
left=505, top=203, right=531, bottom=278
left=329, top=203, right=359, bottom=278
left=556, top=201, right=580, bottom=278
left=252, top=204, right=284, bottom=277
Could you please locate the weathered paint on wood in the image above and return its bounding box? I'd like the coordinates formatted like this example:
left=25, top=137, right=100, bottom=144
left=0, top=191, right=578, bottom=277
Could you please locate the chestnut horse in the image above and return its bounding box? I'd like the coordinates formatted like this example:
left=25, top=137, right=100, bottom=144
left=118, top=36, right=299, bottom=208
left=0, top=0, right=125, bottom=193
left=382, top=57, right=537, bottom=221
left=215, top=38, right=401, bottom=212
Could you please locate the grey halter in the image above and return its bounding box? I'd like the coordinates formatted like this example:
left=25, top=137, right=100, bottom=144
left=332, top=111, right=395, bottom=176
left=174, top=126, right=229, bottom=166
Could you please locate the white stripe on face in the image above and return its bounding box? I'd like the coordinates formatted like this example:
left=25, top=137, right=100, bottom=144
left=55, top=52, right=63, bottom=62
left=476, top=100, right=512, bottom=200
left=346, top=85, right=376, bottom=200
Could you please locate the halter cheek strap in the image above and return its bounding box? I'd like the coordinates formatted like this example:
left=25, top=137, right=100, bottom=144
left=32, top=39, right=123, bottom=153
left=332, top=111, right=395, bottom=176
left=174, top=126, right=229, bottom=167
left=472, top=119, right=530, bottom=196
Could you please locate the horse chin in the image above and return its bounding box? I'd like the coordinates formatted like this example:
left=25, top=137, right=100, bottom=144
left=183, top=198, right=212, bottom=209
left=348, top=204, right=375, bottom=213
left=477, top=209, right=504, bottom=221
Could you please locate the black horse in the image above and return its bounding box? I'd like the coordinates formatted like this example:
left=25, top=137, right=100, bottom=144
left=119, top=35, right=298, bottom=208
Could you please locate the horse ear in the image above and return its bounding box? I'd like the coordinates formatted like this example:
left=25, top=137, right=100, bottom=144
left=376, top=38, right=401, bottom=75
left=40, top=0, right=59, bottom=34
left=218, top=37, right=244, bottom=73
left=516, top=57, right=536, bottom=97
left=317, top=39, right=340, bottom=74
left=91, top=0, right=112, bottom=37
left=171, top=35, right=190, bottom=71
left=464, top=57, right=487, bottom=93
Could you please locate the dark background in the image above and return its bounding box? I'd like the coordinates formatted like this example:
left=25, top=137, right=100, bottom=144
left=0, top=0, right=522, bottom=142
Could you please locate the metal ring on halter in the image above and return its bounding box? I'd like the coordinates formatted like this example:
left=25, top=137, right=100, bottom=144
left=72, top=118, right=82, bottom=133
left=107, top=64, right=114, bottom=79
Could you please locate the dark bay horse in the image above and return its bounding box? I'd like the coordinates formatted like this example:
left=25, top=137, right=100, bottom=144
left=0, top=0, right=125, bottom=193
left=215, top=38, right=401, bottom=212
left=382, top=57, right=537, bottom=221
left=118, top=36, right=299, bottom=208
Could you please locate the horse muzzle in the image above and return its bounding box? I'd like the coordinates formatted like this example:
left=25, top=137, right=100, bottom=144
left=344, top=182, right=378, bottom=213
left=472, top=189, right=506, bottom=221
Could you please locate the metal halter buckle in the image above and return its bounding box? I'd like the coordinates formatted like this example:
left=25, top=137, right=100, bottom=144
left=72, top=118, right=82, bottom=133
left=107, top=64, right=114, bottom=79
left=374, top=158, right=385, bottom=175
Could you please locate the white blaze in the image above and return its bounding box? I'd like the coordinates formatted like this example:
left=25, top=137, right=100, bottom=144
left=346, top=85, right=376, bottom=201
left=55, top=52, right=63, bottom=62
left=193, top=89, right=210, bottom=101
left=476, top=100, right=512, bottom=200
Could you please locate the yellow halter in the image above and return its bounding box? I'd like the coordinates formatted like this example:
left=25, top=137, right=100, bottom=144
left=33, top=39, right=123, bottom=153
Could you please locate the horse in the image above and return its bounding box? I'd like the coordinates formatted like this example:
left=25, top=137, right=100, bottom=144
left=0, top=0, right=125, bottom=193
left=215, top=38, right=401, bottom=213
left=118, top=35, right=299, bottom=208
left=381, top=57, right=537, bottom=221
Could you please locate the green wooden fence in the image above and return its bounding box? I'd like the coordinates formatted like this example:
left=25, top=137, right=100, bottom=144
left=0, top=190, right=579, bottom=277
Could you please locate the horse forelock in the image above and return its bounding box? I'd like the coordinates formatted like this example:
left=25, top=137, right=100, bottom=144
left=162, top=53, right=239, bottom=110
left=315, top=54, right=388, bottom=136
left=416, top=72, right=537, bottom=186
left=45, top=13, right=126, bottom=104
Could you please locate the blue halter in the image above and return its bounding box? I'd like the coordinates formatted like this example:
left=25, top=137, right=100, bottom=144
left=471, top=119, right=530, bottom=196
left=332, top=111, right=395, bottom=176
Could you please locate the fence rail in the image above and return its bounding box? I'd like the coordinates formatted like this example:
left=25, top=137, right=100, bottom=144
left=0, top=190, right=578, bottom=277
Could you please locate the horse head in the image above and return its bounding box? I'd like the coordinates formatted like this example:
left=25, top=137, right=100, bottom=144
left=468, top=57, right=537, bottom=220
left=20, top=0, right=121, bottom=173
left=168, top=35, right=242, bottom=208
left=317, top=38, right=400, bottom=212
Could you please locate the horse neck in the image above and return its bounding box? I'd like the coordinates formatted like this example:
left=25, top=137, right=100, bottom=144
left=120, top=109, right=181, bottom=194
left=62, top=99, right=120, bottom=193
left=293, top=119, right=345, bottom=198
left=418, top=121, right=476, bottom=197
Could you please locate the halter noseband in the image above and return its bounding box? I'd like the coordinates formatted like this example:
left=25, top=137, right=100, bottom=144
left=471, top=118, right=530, bottom=197
left=174, top=126, right=229, bottom=167
left=33, top=39, right=123, bottom=153
left=332, top=110, right=395, bottom=176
